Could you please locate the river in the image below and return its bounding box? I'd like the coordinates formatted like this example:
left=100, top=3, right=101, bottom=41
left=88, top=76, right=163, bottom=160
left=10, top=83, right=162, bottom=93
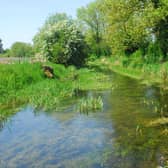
left=0, top=72, right=167, bottom=168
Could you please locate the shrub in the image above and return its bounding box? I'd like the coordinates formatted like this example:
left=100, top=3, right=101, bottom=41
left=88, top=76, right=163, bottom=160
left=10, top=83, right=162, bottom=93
left=0, top=49, right=10, bottom=57
left=10, top=42, right=34, bottom=58
left=145, top=42, right=163, bottom=63
left=33, top=20, right=87, bottom=67
left=122, top=57, right=130, bottom=67
left=129, top=49, right=144, bottom=68
left=87, top=54, right=97, bottom=62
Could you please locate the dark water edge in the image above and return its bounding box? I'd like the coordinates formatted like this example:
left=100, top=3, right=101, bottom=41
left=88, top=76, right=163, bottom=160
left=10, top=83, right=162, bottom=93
left=0, top=72, right=167, bottom=168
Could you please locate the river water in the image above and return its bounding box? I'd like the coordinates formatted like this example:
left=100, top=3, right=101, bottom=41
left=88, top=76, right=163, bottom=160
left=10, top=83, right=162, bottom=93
left=0, top=72, right=167, bottom=168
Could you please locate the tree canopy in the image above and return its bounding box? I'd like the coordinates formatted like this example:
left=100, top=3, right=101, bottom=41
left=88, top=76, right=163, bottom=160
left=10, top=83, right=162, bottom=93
left=77, top=0, right=110, bottom=56
left=32, top=1, right=168, bottom=63
left=44, top=13, right=72, bottom=27
left=10, top=42, right=33, bottom=57
left=34, top=17, right=87, bottom=67
left=102, top=0, right=168, bottom=57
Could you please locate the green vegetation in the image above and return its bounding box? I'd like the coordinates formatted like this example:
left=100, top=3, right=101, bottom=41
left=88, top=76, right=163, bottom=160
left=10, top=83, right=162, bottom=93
left=0, top=2, right=168, bottom=165
left=0, top=41, right=33, bottom=58
left=1, top=0, right=168, bottom=167
left=89, top=56, right=168, bottom=88
left=44, top=13, right=71, bottom=26
left=89, top=57, right=168, bottom=129
left=33, top=17, right=87, bottom=67
left=77, top=0, right=110, bottom=56
left=148, top=117, right=168, bottom=127
left=103, top=0, right=168, bottom=56
left=0, top=49, right=10, bottom=57
left=0, top=62, right=111, bottom=120
left=1, top=0, right=168, bottom=65
left=10, top=42, right=34, bottom=58
left=78, top=96, right=103, bottom=113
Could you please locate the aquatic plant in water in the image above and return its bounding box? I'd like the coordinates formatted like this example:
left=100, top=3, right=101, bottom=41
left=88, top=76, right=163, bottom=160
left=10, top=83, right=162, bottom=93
left=160, top=66, right=168, bottom=89
left=143, top=98, right=168, bottom=118
left=148, top=118, right=168, bottom=127
left=78, top=96, right=103, bottom=113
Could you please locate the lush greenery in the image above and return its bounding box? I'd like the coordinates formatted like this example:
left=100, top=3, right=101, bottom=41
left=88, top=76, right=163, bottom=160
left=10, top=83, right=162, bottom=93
left=0, top=62, right=111, bottom=118
left=77, top=0, right=110, bottom=56
left=1, top=0, right=168, bottom=64
left=0, top=41, right=33, bottom=58
left=10, top=42, right=34, bottom=58
left=1, top=1, right=168, bottom=166
left=33, top=18, right=87, bottom=67
left=0, top=0, right=168, bottom=124
left=89, top=56, right=168, bottom=88
left=103, top=0, right=168, bottom=57
left=78, top=96, right=103, bottom=113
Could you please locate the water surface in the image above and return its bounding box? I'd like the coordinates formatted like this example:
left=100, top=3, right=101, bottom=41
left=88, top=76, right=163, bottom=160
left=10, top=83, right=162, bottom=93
left=0, top=72, right=167, bottom=168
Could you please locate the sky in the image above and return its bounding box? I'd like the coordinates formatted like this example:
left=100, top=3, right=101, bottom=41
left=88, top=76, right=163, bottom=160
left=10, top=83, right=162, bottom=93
left=0, top=0, right=92, bottom=49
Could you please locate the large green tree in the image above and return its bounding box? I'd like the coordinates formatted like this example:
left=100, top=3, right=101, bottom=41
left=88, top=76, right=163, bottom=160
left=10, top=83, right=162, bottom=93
left=151, top=0, right=168, bottom=57
left=77, top=0, right=109, bottom=56
left=33, top=18, right=87, bottom=67
left=44, top=13, right=71, bottom=27
left=103, top=0, right=156, bottom=54
left=103, top=0, right=168, bottom=57
left=10, top=42, right=33, bottom=57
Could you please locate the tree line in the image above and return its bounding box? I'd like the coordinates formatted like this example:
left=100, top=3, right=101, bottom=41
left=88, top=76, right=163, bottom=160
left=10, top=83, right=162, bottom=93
left=1, top=0, right=168, bottom=66
left=0, top=40, right=33, bottom=58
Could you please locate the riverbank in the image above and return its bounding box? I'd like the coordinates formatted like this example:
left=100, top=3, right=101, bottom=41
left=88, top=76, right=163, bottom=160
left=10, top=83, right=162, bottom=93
left=89, top=57, right=168, bottom=129
left=1, top=59, right=168, bottom=129
left=89, top=56, right=168, bottom=89
left=0, top=62, right=112, bottom=120
left=1, top=62, right=168, bottom=168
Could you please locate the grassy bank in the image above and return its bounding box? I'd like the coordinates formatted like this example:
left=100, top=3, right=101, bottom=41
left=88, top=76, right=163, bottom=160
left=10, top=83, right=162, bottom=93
left=89, top=56, right=168, bottom=88
left=0, top=62, right=112, bottom=120
left=89, top=56, right=168, bottom=128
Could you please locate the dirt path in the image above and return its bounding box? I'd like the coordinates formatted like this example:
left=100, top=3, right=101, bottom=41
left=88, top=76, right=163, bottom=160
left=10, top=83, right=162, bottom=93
left=0, top=57, right=31, bottom=64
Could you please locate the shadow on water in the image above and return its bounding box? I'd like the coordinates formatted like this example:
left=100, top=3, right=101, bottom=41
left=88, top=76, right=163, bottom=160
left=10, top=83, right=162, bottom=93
left=0, top=72, right=168, bottom=168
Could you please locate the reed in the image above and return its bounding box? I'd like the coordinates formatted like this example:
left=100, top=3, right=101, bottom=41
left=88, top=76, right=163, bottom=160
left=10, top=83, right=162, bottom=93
left=78, top=96, right=103, bottom=113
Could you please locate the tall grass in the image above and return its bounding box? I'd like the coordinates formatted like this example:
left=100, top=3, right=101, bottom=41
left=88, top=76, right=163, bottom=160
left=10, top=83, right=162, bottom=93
left=0, top=62, right=111, bottom=116
left=78, top=96, right=103, bottom=113
left=91, top=54, right=168, bottom=89
left=0, top=63, right=43, bottom=102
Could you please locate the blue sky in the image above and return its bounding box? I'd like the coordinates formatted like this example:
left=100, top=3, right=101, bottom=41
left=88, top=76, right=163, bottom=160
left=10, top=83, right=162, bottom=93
left=0, top=0, right=92, bottom=49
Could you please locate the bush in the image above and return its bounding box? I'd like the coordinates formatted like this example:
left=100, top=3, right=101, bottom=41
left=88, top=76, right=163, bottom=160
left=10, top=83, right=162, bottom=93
left=145, top=42, right=163, bottom=63
left=10, top=42, right=34, bottom=58
left=0, top=49, right=10, bottom=57
left=34, top=20, right=87, bottom=67
left=87, top=54, right=97, bottom=62
left=122, top=57, right=130, bottom=67
left=129, top=49, right=144, bottom=68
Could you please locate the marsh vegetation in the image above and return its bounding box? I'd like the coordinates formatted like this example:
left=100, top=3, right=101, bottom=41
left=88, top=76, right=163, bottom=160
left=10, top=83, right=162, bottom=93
left=0, top=0, right=168, bottom=167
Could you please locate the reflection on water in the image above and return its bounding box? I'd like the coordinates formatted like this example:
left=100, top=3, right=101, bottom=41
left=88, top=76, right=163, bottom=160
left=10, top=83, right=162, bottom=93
left=0, top=72, right=167, bottom=168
